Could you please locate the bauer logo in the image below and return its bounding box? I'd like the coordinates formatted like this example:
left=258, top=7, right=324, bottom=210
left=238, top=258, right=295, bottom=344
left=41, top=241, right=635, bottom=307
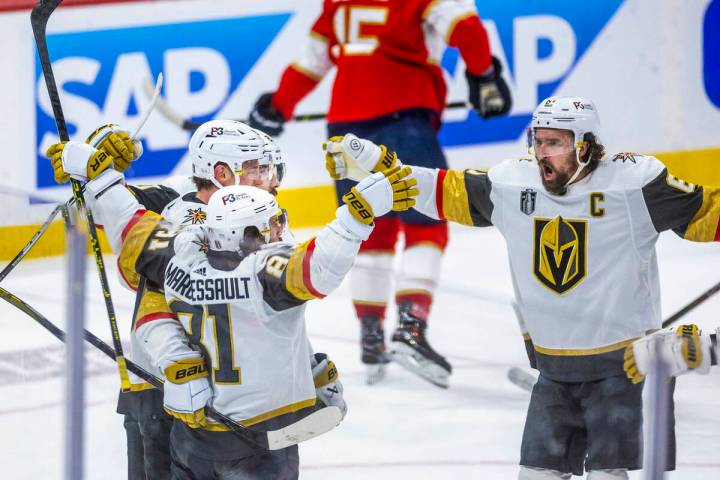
left=34, top=14, right=290, bottom=188
left=439, top=0, right=623, bottom=147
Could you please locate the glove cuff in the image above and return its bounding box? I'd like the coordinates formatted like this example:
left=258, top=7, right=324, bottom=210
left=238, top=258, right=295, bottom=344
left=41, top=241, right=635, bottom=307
left=335, top=205, right=373, bottom=241
left=371, top=145, right=401, bottom=172
left=163, top=355, right=209, bottom=384
left=61, top=142, right=97, bottom=180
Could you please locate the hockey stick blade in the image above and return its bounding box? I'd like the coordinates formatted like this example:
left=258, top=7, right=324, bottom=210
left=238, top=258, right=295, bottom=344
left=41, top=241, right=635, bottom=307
left=507, top=367, right=537, bottom=393
left=266, top=406, right=343, bottom=450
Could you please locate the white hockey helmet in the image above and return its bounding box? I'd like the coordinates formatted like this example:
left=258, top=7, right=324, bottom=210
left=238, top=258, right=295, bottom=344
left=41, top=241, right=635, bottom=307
left=189, top=120, right=271, bottom=188
left=529, top=96, right=601, bottom=188
left=205, top=185, right=282, bottom=253
left=530, top=96, right=600, bottom=149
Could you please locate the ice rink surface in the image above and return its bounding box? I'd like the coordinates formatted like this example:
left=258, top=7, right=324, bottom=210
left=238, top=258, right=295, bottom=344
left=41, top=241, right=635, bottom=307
left=0, top=224, right=718, bottom=479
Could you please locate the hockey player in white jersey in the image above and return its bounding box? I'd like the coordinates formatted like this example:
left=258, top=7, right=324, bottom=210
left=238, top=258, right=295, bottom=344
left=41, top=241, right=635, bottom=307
left=50, top=132, right=417, bottom=478
left=324, top=95, right=720, bottom=479
left=47, top=120, right=286, bottom=479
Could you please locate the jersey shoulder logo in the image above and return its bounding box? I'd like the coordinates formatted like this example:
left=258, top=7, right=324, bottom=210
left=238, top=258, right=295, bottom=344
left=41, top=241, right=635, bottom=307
left=184, top=207, right=207, bottom=225
left=611, top=152, right=638, bottom=164
left=532, top=216, right=588, bottom=295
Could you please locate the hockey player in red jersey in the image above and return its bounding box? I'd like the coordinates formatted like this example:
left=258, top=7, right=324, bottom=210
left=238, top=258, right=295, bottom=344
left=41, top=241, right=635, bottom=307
left=249, top=0, right=512, bottom=387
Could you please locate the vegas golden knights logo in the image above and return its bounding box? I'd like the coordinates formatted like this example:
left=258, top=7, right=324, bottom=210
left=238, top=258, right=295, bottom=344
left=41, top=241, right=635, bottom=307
left=533, top=216, right=588, bottom=294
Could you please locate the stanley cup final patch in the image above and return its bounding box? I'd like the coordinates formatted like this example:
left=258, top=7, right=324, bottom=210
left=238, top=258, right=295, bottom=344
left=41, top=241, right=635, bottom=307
left=520, top=188, right=537, bottom=215
left=532, top=216, right=588, bottom=295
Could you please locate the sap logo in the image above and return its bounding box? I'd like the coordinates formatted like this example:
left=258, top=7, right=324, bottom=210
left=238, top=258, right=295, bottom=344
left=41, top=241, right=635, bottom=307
left=35, top=14, right=290, bottom=188
left=439, top=0, right=623, bottom=147
left=704, top=0, right=720, bottom=109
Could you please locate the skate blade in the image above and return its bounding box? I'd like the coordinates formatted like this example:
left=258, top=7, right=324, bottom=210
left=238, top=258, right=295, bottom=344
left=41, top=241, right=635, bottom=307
left=507, top=367, right=537, bottom=392
left=390, top=342, right=450, bottom=389
left=365, top=364, right=386, bottom=385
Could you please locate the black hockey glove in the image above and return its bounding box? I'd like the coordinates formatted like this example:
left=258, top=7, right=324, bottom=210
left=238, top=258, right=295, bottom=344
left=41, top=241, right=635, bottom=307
left=465, top=56, right=512, bottom=119
left=248, top=92, right=286, bottom=137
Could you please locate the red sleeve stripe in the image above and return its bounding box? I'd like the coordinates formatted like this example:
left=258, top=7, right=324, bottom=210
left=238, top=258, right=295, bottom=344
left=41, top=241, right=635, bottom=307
left=121, top=209, right=148, bottom=243
left=436, top=169, right=448, bottom=221
left=302, top=238, right=326, bottom=299
left=134, top=312, right=178, bottom=330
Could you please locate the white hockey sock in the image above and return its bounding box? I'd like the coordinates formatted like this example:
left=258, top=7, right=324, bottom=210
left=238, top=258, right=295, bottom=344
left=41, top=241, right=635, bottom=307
left=397, top=243, right=443, bottom=294
left=518, top=466, right=572, bottom=479
left=587, top=469, right=628, bottom=480
left=350, top=252, right=394, bottom=308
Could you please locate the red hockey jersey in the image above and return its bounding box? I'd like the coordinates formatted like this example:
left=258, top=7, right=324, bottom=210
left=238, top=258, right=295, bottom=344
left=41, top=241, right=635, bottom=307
left=272, top=0, right=493, bottom=123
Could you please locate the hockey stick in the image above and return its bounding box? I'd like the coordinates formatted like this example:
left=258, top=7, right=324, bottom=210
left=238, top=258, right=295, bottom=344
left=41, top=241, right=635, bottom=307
left=0, top=201, right=68, bottom=283
left=507, top=280, right=720, bottom=392
left=141, top=77, right=467, bottom=131
left=660, top=279, right=720, bottom=328
left=0, top=285, right=342, bottom=450
left=32, top=0, right=132, bottom=392
left=131, top=72, right=162, bottom=140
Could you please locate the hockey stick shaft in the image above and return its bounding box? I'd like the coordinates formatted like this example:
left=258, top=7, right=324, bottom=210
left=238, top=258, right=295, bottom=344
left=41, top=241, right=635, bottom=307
left=142, top=77, right=467, bottom=131
left=32, top=0, right=131, bottom=392
left=661, top=279, right=720, bottom=328
left=0, top=202, right=65, bottom=282
left=131, top=72, right=162, bottom=140
left=0, top=285, right=271, bottom=448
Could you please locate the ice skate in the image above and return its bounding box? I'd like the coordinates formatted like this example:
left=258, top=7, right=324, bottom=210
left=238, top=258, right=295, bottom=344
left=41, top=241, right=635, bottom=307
left=389, top=310, right=452, bottom=388
left=360, top=316, right=390, bottom=385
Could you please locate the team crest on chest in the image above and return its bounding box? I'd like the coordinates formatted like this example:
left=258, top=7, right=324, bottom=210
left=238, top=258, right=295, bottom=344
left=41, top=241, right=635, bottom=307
left=533, top=216, right=588, bottom=295
left=184, top=207, right=207, bottom=225
left=520, top=188, right=537, bottom=215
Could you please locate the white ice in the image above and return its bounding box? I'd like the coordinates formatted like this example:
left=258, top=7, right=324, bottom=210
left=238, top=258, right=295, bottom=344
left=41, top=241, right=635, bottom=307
left=0, top=225, right=718, bottom=479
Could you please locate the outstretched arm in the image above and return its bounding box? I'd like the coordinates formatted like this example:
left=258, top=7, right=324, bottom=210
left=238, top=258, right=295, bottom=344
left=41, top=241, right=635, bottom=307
left=324, top=134, right=494, bottom=227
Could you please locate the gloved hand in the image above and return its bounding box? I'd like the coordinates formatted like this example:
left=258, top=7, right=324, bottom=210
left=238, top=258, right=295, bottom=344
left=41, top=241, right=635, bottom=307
left=324, top=133, right=400, bottom=181
left=624, top=324, right=712, bottom=384
left=248, top=92, right=286, bottom=137
left=342, top=165, right=418, bottom=225
left=162, top=352, right=213, bottom=428
left=465, top=56, right=512, bottom=119
left=46, top=141, right=115, bottom=184
left=311, top=353, right=347, bottom=419
left=86, top=124, right=143, bottom=173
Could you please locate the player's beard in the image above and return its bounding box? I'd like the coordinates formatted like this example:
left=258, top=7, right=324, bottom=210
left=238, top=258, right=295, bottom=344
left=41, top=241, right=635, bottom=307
left=536, top=153, right=577, bottom=195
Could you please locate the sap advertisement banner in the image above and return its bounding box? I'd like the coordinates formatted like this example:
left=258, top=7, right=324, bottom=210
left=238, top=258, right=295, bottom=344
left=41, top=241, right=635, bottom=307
left=0, top=0, right=718, bottom=226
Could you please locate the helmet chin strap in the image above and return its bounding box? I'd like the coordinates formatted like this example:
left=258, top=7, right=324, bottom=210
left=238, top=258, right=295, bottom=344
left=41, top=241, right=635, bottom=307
left=210, top=177, right=224, bottom=189
left=563, top=148, right=592, bottom=188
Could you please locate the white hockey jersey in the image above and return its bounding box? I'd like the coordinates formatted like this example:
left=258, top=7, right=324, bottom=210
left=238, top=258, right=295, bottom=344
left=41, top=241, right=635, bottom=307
left=85, top=172, right=369, bottom=426
left=412, top=154, right=720, bottom=381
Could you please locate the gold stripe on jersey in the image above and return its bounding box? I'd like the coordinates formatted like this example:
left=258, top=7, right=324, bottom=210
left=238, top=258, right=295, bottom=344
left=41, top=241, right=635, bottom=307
left=202, top=397, right=318, bottom=431
left=127, top=382, right=156, bottom=392
left=441, top=170, right=474, bottom=226
left=285, top=239, right=317, bottom=301
left=533, top=338, right=636, bottom=356
left=135, top=289, right=173, bottom=323
left=118, top=212, right=162, bottom=290
left=683, top=185, right=720, bottom=242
